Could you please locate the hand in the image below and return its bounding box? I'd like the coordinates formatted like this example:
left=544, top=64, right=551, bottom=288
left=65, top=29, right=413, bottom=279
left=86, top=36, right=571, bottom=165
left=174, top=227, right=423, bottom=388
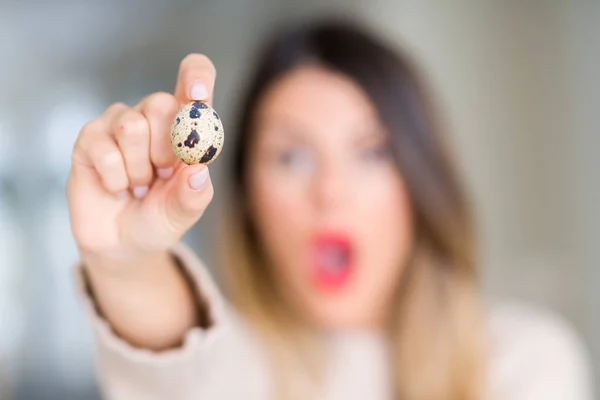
left=68, top=54, right=217, bottom=264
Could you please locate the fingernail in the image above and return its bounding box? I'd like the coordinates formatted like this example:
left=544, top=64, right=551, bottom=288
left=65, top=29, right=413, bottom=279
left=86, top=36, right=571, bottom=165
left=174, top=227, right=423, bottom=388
left=190, top=83, right=208, bottom=100
left=157, top=167, right=174, bottom=180
left=133, top=185, right=149, bottom=199
left=189, top=167, right=209, bottom=190
left=116, top=190, right=129, bottom=200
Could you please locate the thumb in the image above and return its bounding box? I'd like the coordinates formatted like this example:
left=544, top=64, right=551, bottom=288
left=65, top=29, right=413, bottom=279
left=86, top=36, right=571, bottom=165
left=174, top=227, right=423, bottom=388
left=164, top=163, right=214, bottom=234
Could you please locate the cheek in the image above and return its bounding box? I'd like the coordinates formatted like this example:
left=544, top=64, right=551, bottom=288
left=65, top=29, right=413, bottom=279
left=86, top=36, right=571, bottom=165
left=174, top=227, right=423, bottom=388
left=364, top=175, right=412, bottom=251
left=353, top=171, right=413, bottom=303
left=248, top=168, right=311, bottom=272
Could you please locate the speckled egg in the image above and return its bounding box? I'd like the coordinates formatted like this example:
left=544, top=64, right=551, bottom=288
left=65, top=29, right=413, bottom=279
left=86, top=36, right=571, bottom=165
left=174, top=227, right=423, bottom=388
left=170, top=101, right=224, bottom=165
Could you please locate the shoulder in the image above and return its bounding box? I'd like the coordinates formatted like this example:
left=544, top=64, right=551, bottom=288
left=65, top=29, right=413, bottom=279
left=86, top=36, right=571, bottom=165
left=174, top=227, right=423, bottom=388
left=486, top=301, right=593, bottom=400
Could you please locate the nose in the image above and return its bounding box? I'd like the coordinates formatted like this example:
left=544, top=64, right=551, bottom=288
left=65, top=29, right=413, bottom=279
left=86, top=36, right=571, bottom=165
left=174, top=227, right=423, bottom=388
left=312, top=157, right=350, bottom=212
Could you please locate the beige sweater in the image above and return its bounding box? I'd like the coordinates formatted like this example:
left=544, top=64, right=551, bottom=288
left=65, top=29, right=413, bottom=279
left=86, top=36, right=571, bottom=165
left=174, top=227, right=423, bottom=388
left=76, top=243, right=594, bottom=400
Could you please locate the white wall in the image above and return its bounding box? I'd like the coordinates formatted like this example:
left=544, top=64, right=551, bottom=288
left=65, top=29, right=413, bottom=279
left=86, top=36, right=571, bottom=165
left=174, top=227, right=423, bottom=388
left=567, top=0, right=600, bottom=384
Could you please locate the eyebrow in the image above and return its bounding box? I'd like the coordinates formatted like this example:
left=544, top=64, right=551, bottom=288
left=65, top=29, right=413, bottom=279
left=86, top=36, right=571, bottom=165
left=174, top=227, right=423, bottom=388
left=256, top=117, right=312, bottom=143
left=352, top=125, right=387, bottom=145
left=257, top=114, right=387, bottom=147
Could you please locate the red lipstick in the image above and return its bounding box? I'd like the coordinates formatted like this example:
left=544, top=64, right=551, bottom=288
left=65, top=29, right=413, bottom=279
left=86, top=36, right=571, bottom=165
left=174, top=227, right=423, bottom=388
left=312, top=233, right=354, bottom=291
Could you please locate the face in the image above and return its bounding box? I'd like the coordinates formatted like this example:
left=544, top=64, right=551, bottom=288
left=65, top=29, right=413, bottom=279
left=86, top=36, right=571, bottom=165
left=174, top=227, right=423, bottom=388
left=247, top=65, right=414, bottom=330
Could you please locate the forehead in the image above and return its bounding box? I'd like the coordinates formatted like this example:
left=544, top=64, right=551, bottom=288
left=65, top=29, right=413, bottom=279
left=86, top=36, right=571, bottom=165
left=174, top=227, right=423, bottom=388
left=254, top=65, right=379, bottom=132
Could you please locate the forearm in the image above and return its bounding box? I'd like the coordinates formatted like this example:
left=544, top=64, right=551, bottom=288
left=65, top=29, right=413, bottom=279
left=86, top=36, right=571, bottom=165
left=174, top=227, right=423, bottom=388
left=83, top=251, right=199, bottom=351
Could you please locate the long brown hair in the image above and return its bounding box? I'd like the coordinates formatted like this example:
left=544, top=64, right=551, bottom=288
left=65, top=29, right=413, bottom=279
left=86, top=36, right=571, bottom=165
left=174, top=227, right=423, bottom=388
left=220, top=17, right=486, bottom=400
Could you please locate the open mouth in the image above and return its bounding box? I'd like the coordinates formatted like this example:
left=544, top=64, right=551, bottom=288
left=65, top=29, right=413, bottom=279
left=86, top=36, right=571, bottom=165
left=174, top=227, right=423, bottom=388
left=312, top=233, right=354, bottom=291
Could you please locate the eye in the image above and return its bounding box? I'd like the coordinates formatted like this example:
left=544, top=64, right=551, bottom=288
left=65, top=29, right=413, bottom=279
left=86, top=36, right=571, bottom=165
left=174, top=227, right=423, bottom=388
left=276, top=147, right=314, bottom=171
left=360, top=143, right=391, bottom=162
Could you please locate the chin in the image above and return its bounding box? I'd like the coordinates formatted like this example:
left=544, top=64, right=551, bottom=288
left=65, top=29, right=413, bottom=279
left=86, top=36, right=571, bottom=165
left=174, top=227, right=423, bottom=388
left=302, top=300, right=380, bottom=330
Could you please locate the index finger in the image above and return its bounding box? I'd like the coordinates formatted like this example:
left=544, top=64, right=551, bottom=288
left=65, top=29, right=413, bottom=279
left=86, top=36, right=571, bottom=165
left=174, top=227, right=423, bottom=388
left=174, top=53, right=217, bottom=106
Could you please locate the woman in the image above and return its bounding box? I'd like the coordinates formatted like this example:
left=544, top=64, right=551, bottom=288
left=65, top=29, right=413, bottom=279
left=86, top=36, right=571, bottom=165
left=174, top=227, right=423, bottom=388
left=68, top=19, right=592, bottom=399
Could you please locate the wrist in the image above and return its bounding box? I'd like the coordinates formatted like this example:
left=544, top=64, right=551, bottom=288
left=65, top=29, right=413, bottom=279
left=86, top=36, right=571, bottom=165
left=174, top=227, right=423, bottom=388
left=81, top=248, right=174, bottom=280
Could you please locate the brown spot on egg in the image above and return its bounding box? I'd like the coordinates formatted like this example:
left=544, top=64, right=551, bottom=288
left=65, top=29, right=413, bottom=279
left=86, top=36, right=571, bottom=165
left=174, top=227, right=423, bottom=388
left=200, top=145, right=217, bottom=163
left=184, top=130, right=200, bottom=148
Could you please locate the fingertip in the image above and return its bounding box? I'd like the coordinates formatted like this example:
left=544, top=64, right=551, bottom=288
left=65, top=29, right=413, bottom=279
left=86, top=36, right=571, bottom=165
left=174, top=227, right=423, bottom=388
left=174, top=162, right=207, bottom=183
left=175, top=54, right=216, bottom=104
left=190, top=82, right=208, bottom=101
left=179, top=162, right=206, bottom=174
left=188, top=165, right=210, bottom=191
left=165, top=163, right=213, bottom=228
left=133, top=185, right=149, bottom=199
left=157, top=166, right=174, bottom=180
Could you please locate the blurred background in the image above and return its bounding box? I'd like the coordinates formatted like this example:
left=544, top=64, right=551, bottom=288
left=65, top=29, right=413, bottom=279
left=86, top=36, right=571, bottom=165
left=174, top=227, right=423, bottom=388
left=0, top=0, right=599, bottom=399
